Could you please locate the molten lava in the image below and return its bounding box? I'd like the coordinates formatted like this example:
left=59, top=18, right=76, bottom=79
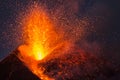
left=18, top=4, right=67, bottom=80
left=18, top=5, right=58, bottom=61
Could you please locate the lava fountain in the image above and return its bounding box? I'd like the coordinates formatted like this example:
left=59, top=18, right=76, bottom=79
left=18, top=4, right=89, bottom=80
left=0, top=2, right=117, bottom=80
left=18, top=5, right=57, bottom=61
left=18, top=4, right=69, bottom=80
left=0, top=1, right=118, bottom=80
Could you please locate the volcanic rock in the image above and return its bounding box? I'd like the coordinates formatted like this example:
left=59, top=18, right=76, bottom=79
left=0, top=50, right=40, bottom=80
left=0, top=49, right=120, bottom=80
left=38, top=49, right=120, bottom=80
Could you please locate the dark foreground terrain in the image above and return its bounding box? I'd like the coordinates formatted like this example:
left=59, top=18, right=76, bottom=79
left=0, top=49, right=120, bottom=80
left=0, top=50, right=40, bottom=80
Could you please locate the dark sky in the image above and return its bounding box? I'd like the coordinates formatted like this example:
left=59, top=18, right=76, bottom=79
left=0, top=0, right=29, bottom=59
left=0, top=0, right=120, bottom=64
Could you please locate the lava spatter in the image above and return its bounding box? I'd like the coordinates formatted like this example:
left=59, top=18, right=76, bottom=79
left=18, top=4, right=58, bottom=61
left=18, top=3, right=68, bottom=80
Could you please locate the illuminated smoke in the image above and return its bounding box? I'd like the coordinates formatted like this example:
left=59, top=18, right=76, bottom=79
left=17, top=2, right=92, bottom=80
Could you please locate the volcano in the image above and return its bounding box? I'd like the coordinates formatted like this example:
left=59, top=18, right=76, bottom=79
left=0, top=50, right=40, bottom=80
left=0, top=48, right=120, bottom=80
left=0, top=2, right=120, bottom=80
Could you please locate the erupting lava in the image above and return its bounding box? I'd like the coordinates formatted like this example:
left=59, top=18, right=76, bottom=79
left=18, top=5, right=59, bottom=61
left=18, top=4, right=67, bottom=80
left=1, top=1, right=118, bottom=80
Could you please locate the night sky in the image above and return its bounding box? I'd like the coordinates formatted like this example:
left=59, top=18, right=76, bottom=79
left=0, top=0, right=120, bottom=66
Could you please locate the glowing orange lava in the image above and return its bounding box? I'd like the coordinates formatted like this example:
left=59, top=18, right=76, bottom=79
left=18, top=4, right=66, bottom=80
left=16, top=2, right=89, bottom=79
left=18, top=5, right=58, bottom=61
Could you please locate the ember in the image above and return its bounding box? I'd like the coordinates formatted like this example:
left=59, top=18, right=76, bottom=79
left=18, top=4, right=57, bottom=61
left=16, top=2, right=86, bottom=79
left=15, top=2, right=119, bottom=80
left=0, top=1, right=120, bottom=80
left=18, top=3, right=71, bottom=80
